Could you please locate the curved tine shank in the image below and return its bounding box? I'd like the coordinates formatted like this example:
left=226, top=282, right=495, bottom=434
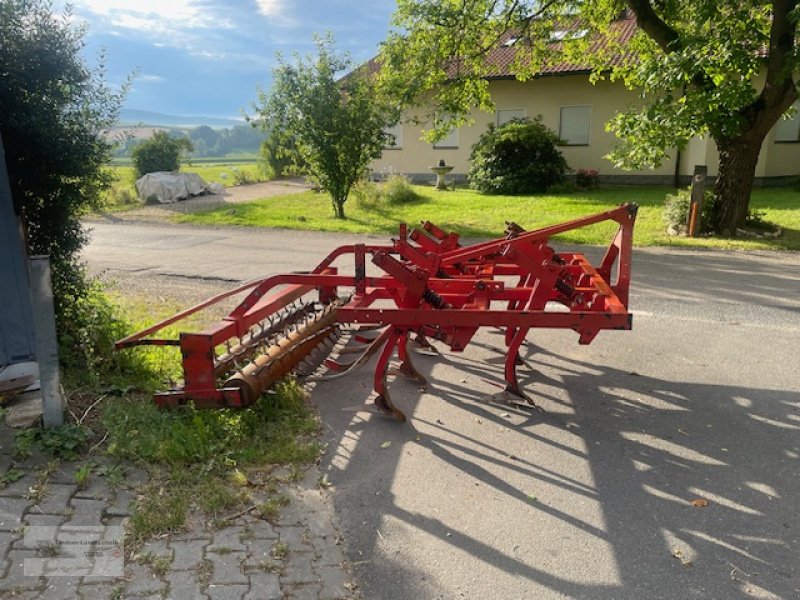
left=373, top=329, right=407, bottom=421
left=503, top=326, right=537, bottom=406
left=395, top=333, right=428, bottom=385
left=305, top=327, right=392, bottom=383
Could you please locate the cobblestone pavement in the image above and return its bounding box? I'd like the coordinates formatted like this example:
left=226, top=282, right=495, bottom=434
left=90, top=178, right=309, bottom=223
left=0, top=424, right=358, bottom=599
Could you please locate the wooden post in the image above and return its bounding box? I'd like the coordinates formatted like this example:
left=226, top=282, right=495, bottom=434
left=29, top=256, right=64, bottom=428
left=687, top=165, right=707, bottom=237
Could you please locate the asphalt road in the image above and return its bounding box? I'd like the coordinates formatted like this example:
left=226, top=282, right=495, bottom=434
left=84, top=219, right=800, bottom=600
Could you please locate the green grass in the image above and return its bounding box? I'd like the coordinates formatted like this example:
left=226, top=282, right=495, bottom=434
left=178, top=184, right=800, bottom=251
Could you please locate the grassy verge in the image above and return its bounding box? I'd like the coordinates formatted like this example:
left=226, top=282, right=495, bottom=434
left=10, top=288, right=321, bottom=547
left=178, top=184, right=800, bottom=251
left=106, top=380, right=319, bottom=545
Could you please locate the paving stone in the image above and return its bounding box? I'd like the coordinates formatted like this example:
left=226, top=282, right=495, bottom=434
left=0, top=455, right=13, bottom=473
left=242, top=519, right=278, bottom=541
left=0, top=549, right=43, bottom=591
left=11, top=450, right=49, bottom=470
left=104, top=488, right=136, bottom=517
left=73, top=476, right=112, bottom=500
left=141, top=538, right=170, bottom=557
left=276, top=501, right=308, bottom=527
left=312, top=542, right=346, bottom=568
left=170, top=539, right=205, bottom=570
left=165, top=570, right=208, bottom=600
left=102, top=515, right=128, bottom=528
left=242, top=539, right=275, bottom=570
left=277, top=526, right=311, bottom=549
left=279, top=551, right=318, bottom=586
left=296, top=488, right=327, bottom=513
left=0, top=496, right=30, bottom=531
left=284, top=583, right=322, bottom=600
left=207, top=583, right=249, bottom=599
left=39, top=575, right=81, bottom=599
left=23, top=513, right=66, bottom=527
left=46, top=461, right=78, bottom=485
left=124, top=561, right=165, bottom=596
left=65, top=498, right=106, bottom=527
left=207, top=527, right=247, bottom=553
left=77, top=581, right=123, bottom=599
left=245, top=572, right=281, bottom=600
left=30, top=483, right=76, bottom=515
left=317, top=565, right=352, bottom=600
left=305, top=511, right=338, bottom=541
left=0, top=530, right=19, bottom=554
left=0, top=472, right=37, bottom=497
left=208, top=550, right=247, bottom=585
left=81, top=573, right=122, bottom=584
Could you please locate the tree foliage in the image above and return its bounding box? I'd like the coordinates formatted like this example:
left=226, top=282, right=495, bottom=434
left=0, top=0, right=125, bottom=317
left=381, top=1, right=799, bottom=234
left=469, top=118, right=567, bottom=194
left=131, top=131, right=193, bottom=178
left=253, top=36, right=398, bottom=219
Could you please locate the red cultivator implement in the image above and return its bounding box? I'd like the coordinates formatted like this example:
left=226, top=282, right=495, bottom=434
left=116, top=203, right=637, bottom=421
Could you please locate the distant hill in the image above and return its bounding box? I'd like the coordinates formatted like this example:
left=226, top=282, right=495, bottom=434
left=118, top=108, right=243, bottom=128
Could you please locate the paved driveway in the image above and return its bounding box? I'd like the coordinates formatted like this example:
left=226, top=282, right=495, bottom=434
left=83, top=222, right=800, bottom=600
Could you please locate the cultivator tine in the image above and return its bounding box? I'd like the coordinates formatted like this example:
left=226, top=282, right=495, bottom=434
left=306, top=327, right=391, bottom=383
left=373, top=329, right=407, bottom=421
left=392, top=334, right=428, bottom=385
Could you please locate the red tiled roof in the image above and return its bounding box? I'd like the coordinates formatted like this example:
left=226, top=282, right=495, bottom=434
left=360, top=13, right=639, bottom=80
left=486, top=16, right=639, bottom=77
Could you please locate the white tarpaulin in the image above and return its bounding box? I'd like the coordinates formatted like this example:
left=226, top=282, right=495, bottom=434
left=135, top=171, right=224, bottom=204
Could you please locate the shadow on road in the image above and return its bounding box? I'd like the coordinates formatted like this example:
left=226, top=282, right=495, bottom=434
left=314, top=249, right=799, bottom=600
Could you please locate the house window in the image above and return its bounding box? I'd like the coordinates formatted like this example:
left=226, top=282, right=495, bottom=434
left=383, top=123, right=402, bottom=149
left=774, top=102, right=800, bottom=142
left=433, top=128, right=459, bottom=149
left=559, top=105, right=591, bottom=145
left=497, top=109, right=526, bottom=126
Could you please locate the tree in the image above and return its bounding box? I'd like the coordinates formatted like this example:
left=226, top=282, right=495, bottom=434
left=381, top=1, right=799, bottom=234
left=131, top=131, right=193, bottom=178
left=253, top=36, right=398, bottom=219
left=0, top=0, right=125, bottom=316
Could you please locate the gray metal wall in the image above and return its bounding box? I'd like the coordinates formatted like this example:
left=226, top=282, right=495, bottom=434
left=0, top=131, right=36, bottom=368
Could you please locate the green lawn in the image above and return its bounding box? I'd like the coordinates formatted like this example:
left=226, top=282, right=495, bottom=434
left=177, top=184, right=800, bottom=251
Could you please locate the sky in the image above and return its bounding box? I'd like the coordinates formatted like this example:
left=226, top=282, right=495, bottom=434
left=66, top=0, right=398, bottom=119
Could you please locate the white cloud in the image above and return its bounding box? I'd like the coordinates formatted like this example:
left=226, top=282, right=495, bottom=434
left=79, top=0, right=217, bottom=29
left=254, top=0, right=297, bottom=27
left=74, top=0, right=237, bottom=57
left=255, top=0, right=282, bottom=17
left=138, top=74, right=165, bottom=82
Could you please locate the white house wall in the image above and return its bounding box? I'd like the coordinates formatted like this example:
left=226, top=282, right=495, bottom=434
left=374, top=74, right=800, bottom=184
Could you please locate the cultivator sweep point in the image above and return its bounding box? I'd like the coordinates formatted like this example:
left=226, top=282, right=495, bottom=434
left=116, top=203, right=637, bottom=419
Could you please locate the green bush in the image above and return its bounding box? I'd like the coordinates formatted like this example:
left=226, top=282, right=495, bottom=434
left=663, top=187, right=718, bottom=234
left=352, top=174, right=421, bottom=209
left=131, top=131, right=193, bottom=179
left=352, top=179, right=382, bottom=209
left=383, top=174, right=421, bottom=204
left=468, top=117, right=568, bottom=194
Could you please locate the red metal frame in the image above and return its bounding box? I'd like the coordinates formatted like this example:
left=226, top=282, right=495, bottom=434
left=116, top=203, right=637, bottom=416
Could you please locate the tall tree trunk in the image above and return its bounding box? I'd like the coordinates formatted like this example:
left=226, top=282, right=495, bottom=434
left=712, top=133, right=765, bottom=236
left=333, top=196, right=346, bottom=219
